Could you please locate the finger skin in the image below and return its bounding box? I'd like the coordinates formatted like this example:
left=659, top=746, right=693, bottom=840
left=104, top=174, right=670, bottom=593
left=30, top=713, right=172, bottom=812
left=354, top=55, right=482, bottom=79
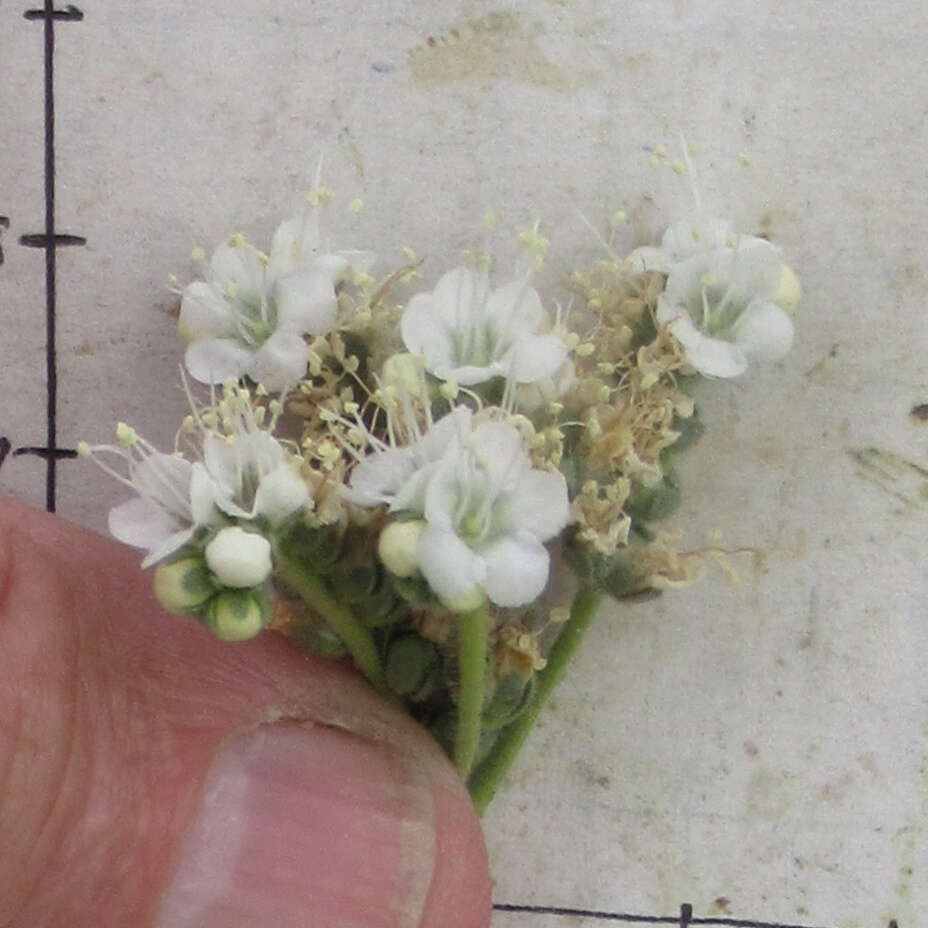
left=0, top=497, right=490, bottom=927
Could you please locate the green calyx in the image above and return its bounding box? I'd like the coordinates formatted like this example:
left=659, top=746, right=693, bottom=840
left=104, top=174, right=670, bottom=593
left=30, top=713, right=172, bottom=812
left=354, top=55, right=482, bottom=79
left=207, top=589, right=269, bottom=642
left=153, top=554, right=216, bottom=614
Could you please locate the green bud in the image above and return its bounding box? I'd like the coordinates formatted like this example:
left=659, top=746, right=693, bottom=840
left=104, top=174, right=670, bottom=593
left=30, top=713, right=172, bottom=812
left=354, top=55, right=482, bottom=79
left=207, top=590, right=268, bottom=642
left=385, top=635, right=439, bottom=698
left=152, top=556, right=215, bottom=615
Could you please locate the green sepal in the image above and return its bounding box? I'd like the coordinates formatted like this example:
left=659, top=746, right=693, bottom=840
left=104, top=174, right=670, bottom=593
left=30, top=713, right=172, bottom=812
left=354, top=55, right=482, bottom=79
left=389, top=573, right=435, bottom=607
left=276, top=521, right=342, bottom=573
left=385, top=634, right=440, bottom=698
left=625, top=469, right=681, bottom=523
left=330, top=562, right=381, bottom=604
left=669, top=406, right=704, bottom=453
left=287, top=622, right=349, bottom=658
left=482, top=674, right=535, bottom=731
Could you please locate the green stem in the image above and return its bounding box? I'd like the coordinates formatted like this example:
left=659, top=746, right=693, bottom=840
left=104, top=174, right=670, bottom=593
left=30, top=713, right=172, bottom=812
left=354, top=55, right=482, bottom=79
left=454, top=603, right=491, bottom=779
left=276, top=552, right=392, bottom=699
left=468, top=585, right=603, bottom=814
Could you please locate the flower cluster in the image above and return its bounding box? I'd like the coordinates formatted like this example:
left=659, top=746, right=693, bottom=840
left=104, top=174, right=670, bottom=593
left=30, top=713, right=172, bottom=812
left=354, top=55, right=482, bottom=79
left=84, top=189, right=800, bottom=805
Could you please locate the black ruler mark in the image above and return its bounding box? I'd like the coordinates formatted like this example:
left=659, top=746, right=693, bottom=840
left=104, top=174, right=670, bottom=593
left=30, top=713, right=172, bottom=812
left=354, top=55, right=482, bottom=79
left=21, top=1, right=85, bottom=512
left=19, top=232, right=87, bottom=248
left=24, top=3, right=83, bottom=20
left=13, top=445, right=78, bottom=460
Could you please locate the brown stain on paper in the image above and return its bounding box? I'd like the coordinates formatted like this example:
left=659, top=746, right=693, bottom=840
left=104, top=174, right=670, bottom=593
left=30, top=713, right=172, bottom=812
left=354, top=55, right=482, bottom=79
left=410, top=12, right=598, bottom=91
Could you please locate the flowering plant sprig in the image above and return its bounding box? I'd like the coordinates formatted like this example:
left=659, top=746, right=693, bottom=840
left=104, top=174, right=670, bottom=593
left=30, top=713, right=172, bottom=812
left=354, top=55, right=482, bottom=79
left=83, top=185, right=800, bottom=810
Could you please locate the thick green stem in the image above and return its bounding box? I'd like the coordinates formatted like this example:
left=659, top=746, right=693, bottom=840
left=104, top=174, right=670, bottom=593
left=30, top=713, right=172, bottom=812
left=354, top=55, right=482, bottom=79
left=454, top=603, right=491, bottom=779
left=468, top=586, right=603, bottom=814
left=276, top=552, right=391, bottom=699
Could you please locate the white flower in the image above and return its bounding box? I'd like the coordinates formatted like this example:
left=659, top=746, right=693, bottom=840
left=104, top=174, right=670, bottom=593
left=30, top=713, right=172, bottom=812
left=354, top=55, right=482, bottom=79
left=269, top=213, right=375, bottom=284
left=343, top=406, right=471, bottom=511
left=346, top=409, right=570, bottom=609
left=198, top=411, right=309, bottom=527
left=400, top=267, right=567, bottom=386
left=78, top=424, right=217, bottom=568
left=82, top=387, right=309, bottom=569
left=179, top=215, right=372, bottom=392
left=657, top=239, right=794, bottom=378
left=628, top=217, right=768, bottom=274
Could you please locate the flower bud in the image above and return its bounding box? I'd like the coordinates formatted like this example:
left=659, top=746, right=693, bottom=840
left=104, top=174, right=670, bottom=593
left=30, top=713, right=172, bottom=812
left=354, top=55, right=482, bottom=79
left=152, top=556, right=215, bottom=614
left=385, top=634, right=439, bottom=698
left=205, top=526, right=272, bottom=588
left=207, top=589, right=267, bottom=642
left=377, top=519, right=426, bottom=578
left=773, top=263, right=801, bottom=314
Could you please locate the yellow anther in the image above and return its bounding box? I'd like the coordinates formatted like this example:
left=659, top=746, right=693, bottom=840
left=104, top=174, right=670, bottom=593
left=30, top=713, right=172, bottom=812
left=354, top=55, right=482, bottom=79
left=347, top=198, right=364, bottom=214
left=115, top=422, right=138, bottom=447
left=191, top=246, right=206, bottom=262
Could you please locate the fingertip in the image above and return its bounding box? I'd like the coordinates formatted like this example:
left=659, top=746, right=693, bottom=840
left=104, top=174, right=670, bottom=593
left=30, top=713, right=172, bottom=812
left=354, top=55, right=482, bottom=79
left=420, top=770, right=492, bottom=928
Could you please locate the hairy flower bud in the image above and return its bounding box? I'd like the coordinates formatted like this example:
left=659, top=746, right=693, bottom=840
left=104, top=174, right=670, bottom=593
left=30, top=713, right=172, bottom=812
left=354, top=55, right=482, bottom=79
left=152, top=555, right=215, bottom=614
left=378, top=519, right=426, bottom=578
left=207, top=589, right=267, bottom=642
left=205, top=526, right=272, bottom=588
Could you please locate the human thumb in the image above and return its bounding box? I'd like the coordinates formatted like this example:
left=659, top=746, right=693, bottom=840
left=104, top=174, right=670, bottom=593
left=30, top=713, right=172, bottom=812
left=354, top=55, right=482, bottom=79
left=0, top=497, right=491, bottom=927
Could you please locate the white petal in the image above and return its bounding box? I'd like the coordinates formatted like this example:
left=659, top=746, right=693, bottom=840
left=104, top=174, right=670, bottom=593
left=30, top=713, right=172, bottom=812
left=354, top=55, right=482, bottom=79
left=667, top=312, right=747, bottom=378
left=626, top=246, right=672, bottom=274
left=185, top=338, right=253, bottom=385
left=503, top=333, right=569, bottom=384
left=178, top=282, right=236, bottom=340
left=431, top=267, right=489, bottom=331
left=485, top=279, right=544, bottom=336
left=108, top=496, right=181, bottom=551
left=333, top=249, right=376, bottom=277
left=391, top=461, right=442, bottom=514
left=269, top=216, right=317, bottom=279
left=480, top=532, right=551, bottom=607
left=248, top=331, right=309, bottom=391
left=416, top=407, right=471, bottom=463
left=497, top=469, right=570, bottom=541
left=441, top=362, right=500, bottom=386
left=273, top=273, right=337, bottom=334
left=190, top=462, right=219, bottom=525
left=253, top=464, right=309, bottom=525
left=417, top=524, right=486, bottom=603
left=400, top=294, right=456, bottom=374
left=422, top=456, right=463, bottom=527
left=210, top=240, right=266, bottom=299
left=343, top=447, right=416, bottom=506
left=141, top=527, right=197, bottom=569
left=466, top=421, right=528, bottom=490
left=662, top=218, right=733, bottom=259
left=733, top=300, right=794, bottom=362
left=129, top=453, right=192, bottom=521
